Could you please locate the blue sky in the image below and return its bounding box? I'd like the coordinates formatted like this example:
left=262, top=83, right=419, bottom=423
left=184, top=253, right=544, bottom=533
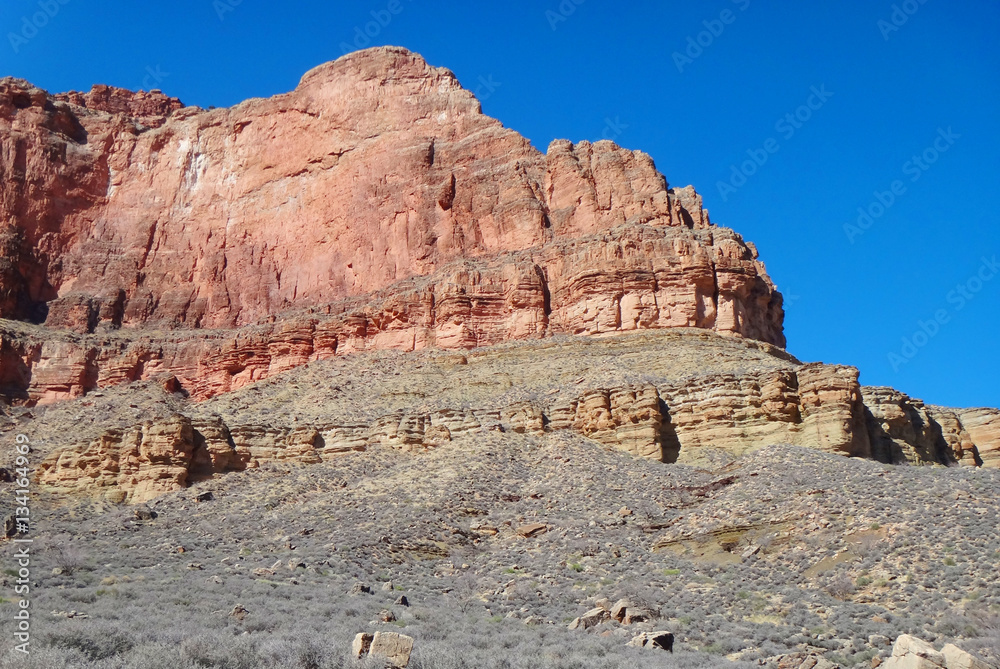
left=2, top=0, right=997, bottom=409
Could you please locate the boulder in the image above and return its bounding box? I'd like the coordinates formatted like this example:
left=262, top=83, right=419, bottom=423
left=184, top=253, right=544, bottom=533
left=349, top=582, right=372, bottom=596
left=610, top=598, right=656, bottom=625
left=940, top=644, right=989, bottom=669
left=627, top=631, right=674, bottom=652
left=351, top=633, right=373, bottom=658
left=883, top=635, right=946, bottom=669
left=369, top=631, right=414, bottom=668
left=516, top=523, right=548, bottom=538
left=568, top=607, right=610, bottom=630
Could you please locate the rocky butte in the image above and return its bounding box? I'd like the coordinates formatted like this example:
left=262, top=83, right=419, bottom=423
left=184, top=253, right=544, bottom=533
left=0, top=46, right=998, bottom=502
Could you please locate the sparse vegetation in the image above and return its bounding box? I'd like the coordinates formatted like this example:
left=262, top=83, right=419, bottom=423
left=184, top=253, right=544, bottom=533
left=3, top=388, right=999, bottom=667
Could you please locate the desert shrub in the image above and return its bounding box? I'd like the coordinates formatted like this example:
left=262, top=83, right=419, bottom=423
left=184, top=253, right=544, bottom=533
left=826, top=575, right=855, bottom=601
left=50, top=544, right=89, bottom=575
left=703, top=635, right=745, bottom=655
left=44, top=626, right=134, bottom=661
left=0, top=646, right=82, bottom=669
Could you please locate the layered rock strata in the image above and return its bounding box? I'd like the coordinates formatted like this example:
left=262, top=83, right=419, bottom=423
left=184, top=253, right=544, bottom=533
left=864, top=387, right=1000, bottom=470
left=1, top=217, right=779, bottom=404
left=32, top=347, right=1000, bottom=502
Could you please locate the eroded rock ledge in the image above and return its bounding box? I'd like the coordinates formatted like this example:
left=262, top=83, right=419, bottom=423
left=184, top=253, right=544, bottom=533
left=26, top=334, right=999, bottom=503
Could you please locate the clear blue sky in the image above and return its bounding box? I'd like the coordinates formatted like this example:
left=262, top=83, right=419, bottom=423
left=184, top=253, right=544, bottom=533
left=2, top=0, right=997, bottom=409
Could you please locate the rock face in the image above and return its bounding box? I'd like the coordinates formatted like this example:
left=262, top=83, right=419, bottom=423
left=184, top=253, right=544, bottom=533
left=51, top=85, right=184, bottom=128
left=950, top=408, right=1000, bottom=469
left=0, top=46, right=783, bottom=405
left=661, top=364, right=873, bottom=460
left=35, top=413, right=242, bottom=503
left=864, top=388, right=1000, bottom=468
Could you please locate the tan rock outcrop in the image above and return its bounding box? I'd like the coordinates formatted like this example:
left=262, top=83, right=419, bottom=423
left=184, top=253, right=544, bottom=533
left=953, top=408, right=1000, bottom=469
left=864, top=388, right=1000, bottom=468
left=36, top=414, right=199, bottom=503
left=367, top=631, right=414, bottom=668
left=567, top=607, right=610, bottom=630
left=548, top=385, right=669, bottom=461
left=886, top=634, right=946, bottom=668
left=660, top=364, right=872, bottom=463
left=940, top=643, right=989, bottom=669
left=864, top=387, right=956, bottom=465
left=627, top=631, right=674, bottom=652
left=34, top=345, right=1000, bottom=502
left=351, top=633, right=373, bottom=659
left=882, top=635, right=987, bottom=669
left=30, top=335, right=1000, bottom=502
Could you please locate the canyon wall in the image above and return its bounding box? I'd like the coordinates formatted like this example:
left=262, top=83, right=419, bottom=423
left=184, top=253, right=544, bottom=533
left=3, top=47, right=997, bottom=504
left=0, top=47, right=781, bottom=374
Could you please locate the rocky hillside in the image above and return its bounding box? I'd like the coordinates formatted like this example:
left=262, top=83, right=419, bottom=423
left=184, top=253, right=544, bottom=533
left=7, top=330, right=998, bottom=506
left=2, top=433, right=998, bottom=668
left=1, top=45, right=999, bottom=669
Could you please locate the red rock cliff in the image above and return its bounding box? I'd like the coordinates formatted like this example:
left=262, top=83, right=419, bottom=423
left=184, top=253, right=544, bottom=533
left=0, top=47, right=784, bottom=403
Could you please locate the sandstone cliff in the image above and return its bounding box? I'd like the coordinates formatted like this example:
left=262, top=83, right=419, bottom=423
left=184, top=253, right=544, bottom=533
left=0, top=218, right=780, bottom=404
left=0, top=47, right=782, bottom=409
